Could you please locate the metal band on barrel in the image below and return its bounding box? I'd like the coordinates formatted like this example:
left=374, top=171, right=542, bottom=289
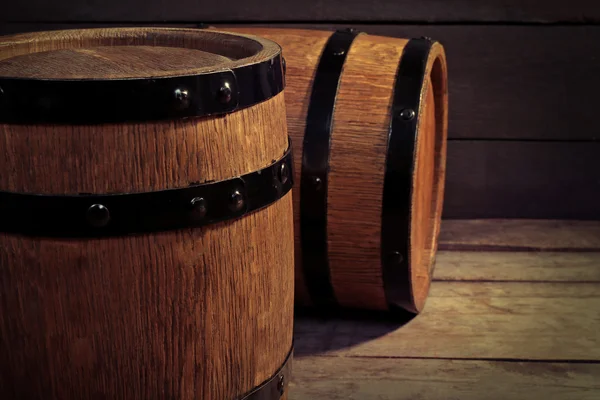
left=0, top=140, right=293, bottom=237
left=300, top=28, right=359, bottom=307
left=381, top=37, right=434, bottom=313
left=240, top=344, right=293, bottom=400
left=0, top=54, right=285, bottom=124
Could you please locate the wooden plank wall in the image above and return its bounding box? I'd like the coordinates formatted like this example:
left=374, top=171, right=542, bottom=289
left=1, top=2, right=599, bottom=219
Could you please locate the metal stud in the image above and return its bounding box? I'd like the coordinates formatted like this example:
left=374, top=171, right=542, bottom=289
left=279, top=163, right=290, bottom=185
left=399, top=108, right=415, bottom=121
left=229, top=189, right=244, bottom=212
left=388, top=251, right=404, bottom=265
left=217, top=80, right=233, bottom=104
left=174, top=88, right=190, bottom=109
left=277, top=375, right=285, bottom=396
left=332, top=47, right=345, bottom=56
left=190, top=197, right=207, bottom=219
left=86, top=204, right=110, bottom=228
left=311, top=176, right=323, bottom=190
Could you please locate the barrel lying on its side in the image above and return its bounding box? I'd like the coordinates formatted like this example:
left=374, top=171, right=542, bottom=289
left=0, top=27, right=294, bottom=399
left=219, top=27, right=448, bottom=314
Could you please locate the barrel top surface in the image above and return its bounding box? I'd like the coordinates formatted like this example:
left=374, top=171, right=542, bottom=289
left=0, top=27, right=286, bottom=124
left=0, top=46, right=234, bottom=79
left=0, top=27, right=282, bottom=80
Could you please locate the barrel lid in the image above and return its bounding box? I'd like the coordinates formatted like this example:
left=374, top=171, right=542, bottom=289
left=0, top=27, right=285, bottom=124
left=0, top=46, right=234, bottom=80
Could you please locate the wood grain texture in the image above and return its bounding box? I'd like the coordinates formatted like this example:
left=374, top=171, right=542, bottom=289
left=221, top=23, right=600, bottom=141
left=2, top=0, right=599, bottom=23
left=218, top=27, right=449, bottom=312
left=434, top=219, right=600, bottom=282
left=4, top=23, right=600, bottom=142
left=0, top=27, right=281, bottom=76
left=326, top=33, right=448, bottom=312
left=325, top=32, right=406, bottom=311
left=3, top=25, right=599, bottom=218
left=288, top=356, right=600, bottom=400
left=410, top=81, right=438, bottom=306
left=0, top=46, right=232, bottom=79
left=0, top=195, right=295, bottom=399
left=409, top=53, right=448, bottom=311
left=290, top=219, right=600, bottom=397
left=215, top=28, right=335, bottom=307
left=0, top=95, right=288, bottom=194
left=434, top=251, right=600, bottom=283
left=254, top=28, right=332, bottom=307
left=439, top=220, right=600, bottom=251
left=293, top=281, right=600, bottom=361
left=0, top=27, right=294, bottom=400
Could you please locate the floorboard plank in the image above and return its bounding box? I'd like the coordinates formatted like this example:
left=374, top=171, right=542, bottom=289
left=433, top=251, right=600, bottom=283
left=294, top=282, right=600, bottom=361
left=289, top=356, right=600, bottom=400
left=439, top=220, right=600, bottom=250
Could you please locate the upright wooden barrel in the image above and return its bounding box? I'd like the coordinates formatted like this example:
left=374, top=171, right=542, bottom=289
left=218, top=27, right=448, bottom=314
left=0, top=27, right=294, bottom=399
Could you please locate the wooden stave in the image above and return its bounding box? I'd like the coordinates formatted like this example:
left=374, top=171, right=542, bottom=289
left=215, top=27, right=448, bottom=314
left=0, top=27, right=294, bottom=399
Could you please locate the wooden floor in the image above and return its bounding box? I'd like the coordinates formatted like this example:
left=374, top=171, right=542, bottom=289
left=288, top=220, right=600, bottom=400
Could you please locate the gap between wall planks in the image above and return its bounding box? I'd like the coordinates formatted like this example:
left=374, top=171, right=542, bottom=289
left=2, top=22, right=600, bottom=141
left=1, top=0, right=600, bottom=23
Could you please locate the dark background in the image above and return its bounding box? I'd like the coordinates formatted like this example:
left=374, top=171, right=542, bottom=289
left=1, top=1, right=599, bottom=220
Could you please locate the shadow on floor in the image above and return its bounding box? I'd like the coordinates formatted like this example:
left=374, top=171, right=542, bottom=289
left=292, top=306, right=416, bottom=357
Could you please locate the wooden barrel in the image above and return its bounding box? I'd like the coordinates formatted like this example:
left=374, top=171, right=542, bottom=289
left=216, top=27, right=448, bottom=314
left=0, top=27, right=294, bottom=399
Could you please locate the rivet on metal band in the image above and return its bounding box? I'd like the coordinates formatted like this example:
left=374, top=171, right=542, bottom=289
left=300, top=28, right=360, bottom=307
left=0, top=140, right=294, bottom=237
left=0, top=55, right=285, bottom=124
left=240, top=345, right=293, bottom=400
left=381, top=38, right=435, bottom=313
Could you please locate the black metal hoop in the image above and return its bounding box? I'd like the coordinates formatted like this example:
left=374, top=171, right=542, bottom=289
left=381, top=37, right=435, bottom=313
left=300, top=28, right=359, bottom=307
left=0, top=140, right=293, bottom=238
left=0, top=54, right=285, bottom=124
left=240, top=345, right=293, bottom=400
